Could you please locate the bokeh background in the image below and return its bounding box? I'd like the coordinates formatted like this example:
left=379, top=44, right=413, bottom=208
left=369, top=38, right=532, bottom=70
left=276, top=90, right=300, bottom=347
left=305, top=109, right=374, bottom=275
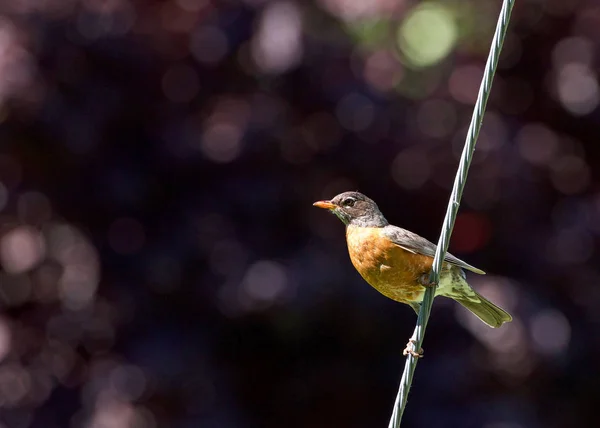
left=0, top=0, right=598, bottom=427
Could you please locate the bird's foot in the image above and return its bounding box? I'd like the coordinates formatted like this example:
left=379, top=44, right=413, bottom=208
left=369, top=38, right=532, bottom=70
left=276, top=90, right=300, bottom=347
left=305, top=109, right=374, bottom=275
left=402, top=339, right=424, bottom=358
left=418, top=273, right=437, bottom=287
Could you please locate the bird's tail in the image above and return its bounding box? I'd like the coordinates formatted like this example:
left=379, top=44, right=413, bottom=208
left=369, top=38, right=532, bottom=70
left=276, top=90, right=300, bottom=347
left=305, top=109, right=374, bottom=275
left=454, top=291, right=512, bottom=328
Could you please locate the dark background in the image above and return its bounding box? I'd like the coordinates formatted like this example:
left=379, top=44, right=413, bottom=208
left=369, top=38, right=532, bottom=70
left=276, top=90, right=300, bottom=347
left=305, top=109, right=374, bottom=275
left=0, top=0, right=598, bottom=427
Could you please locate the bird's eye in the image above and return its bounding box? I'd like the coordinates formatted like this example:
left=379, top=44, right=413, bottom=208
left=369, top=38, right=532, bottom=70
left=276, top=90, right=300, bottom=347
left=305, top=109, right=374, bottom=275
left=342, top=197, right=356, bottom=207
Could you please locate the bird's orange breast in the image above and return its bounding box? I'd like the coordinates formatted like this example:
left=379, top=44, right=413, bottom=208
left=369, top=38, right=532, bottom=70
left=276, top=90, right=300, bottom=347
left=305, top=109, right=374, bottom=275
left=346, top=226, right=435, bottom=303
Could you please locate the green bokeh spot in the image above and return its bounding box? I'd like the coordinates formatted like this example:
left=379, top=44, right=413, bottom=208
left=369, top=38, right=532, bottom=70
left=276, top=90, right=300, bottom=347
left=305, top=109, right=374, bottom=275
left=398, top=3, right=458, bottom=68
left=347, top=19, right=391, bottom=47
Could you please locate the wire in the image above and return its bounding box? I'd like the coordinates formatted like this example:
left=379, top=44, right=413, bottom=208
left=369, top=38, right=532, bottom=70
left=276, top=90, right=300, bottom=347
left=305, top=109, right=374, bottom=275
left=387, top=1, right=516, bottom=426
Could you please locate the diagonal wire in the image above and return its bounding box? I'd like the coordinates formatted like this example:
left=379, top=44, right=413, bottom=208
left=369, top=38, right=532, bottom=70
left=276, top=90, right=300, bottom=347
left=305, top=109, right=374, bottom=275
left=388, top=1, right=516, bottom=427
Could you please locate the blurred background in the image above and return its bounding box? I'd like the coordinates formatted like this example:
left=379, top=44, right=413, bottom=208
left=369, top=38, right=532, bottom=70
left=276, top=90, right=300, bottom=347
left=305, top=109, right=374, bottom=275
left=0, top=0, right=598, bottom=427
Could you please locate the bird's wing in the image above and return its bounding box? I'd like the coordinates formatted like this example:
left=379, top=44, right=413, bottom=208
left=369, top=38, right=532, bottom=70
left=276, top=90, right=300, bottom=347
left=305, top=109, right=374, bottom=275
left=382, top=225, right=486, bottom=275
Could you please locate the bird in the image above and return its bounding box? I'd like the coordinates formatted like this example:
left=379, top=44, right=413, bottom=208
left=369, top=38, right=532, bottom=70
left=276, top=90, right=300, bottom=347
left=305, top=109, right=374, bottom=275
left=313, top=191, right=512, bottom=337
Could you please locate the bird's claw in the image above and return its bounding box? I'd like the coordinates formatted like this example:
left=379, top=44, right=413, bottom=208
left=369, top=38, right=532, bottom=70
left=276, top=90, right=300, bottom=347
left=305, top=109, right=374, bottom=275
left=418, top=273, right=437, bottom=287
left=403, top=339, right=424, bottom=358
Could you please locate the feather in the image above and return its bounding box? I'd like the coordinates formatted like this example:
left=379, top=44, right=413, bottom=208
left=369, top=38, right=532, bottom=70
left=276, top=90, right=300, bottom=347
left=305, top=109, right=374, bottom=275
left=382, top=225, right=486, bottom=275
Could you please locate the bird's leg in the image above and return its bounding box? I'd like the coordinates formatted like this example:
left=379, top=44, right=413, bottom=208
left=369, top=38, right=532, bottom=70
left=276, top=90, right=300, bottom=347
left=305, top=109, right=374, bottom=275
left=418, top=273, right=437, bottom=287
left=402, top=339, right=424, bottom=358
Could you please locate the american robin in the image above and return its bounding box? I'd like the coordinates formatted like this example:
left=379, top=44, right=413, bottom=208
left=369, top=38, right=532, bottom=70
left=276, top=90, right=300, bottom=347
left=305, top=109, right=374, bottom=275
left=313, top=191, right=512, bottom=331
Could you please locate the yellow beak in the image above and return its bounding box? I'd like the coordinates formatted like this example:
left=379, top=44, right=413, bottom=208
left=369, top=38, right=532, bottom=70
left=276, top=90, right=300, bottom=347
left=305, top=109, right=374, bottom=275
left=313, top=200, right=337, bottom=210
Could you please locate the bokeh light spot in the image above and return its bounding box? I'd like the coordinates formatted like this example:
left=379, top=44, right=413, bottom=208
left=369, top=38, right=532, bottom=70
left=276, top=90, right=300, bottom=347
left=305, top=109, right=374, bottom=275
left=0, top=226, right=45, bottom=274
left=0, top=363, right=31, bottom=407
left=552, top=36, right=593, bottom=68
left=516, top=123, right=559, bottom=165
left=398, top=3, right=457, bottom=68
left=251, top=2, right=302, bottom=74
left=110, top=364, right=147, bottom=401
left=391, top=148, right=430, bottom=190
left=318, top=0, right=399, bottom=22
left=363, top=50, right=403, bottom=92
left=530, top=309, right=570, bottom=356
left=46, top=224, right=100, bottom=310
left=243, top=260, right=288, bottom=303
left=190, top=26, right=228, bottom=66
left=200, top=123, right=243, bottom=163
left=556, top=63, right=599, bottom=116
left=449, top=65, right=482, bottom=105
left=176, top=0, right=210, bottom=13
left=160, top=1, right=196, bottom=33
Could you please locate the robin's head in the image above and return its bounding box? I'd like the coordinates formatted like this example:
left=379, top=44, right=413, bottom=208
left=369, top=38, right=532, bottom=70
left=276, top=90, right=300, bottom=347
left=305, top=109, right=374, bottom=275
left=313, top=191, right=388, bottom=227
